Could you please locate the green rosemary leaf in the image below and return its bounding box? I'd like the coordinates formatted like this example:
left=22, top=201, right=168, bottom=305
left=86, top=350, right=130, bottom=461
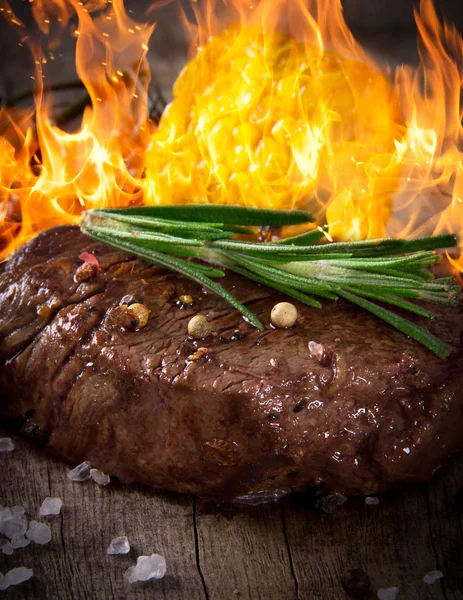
left=342, top=286, right=436, bottom=318
left=211, top=237, right=400, bottom=257
left=338, top=289, right=452, bottom=359
left=230, top=264, right=323, bottom=308
left=84, top=226, right=201, bottom=258
left=323, top=252, right=440, bottom=271
left=361, top=267, right=435, bottom=282
left=346, top=234, right=457, bottom=258
left=96, top=204, right=314, bottom=226
left=276, top=226, right=328, bottom=245
left=90, top=210, right=226, bottom=233
left=351, top=283, right=455, bottom=305
left=181, top=261, right=226, bottom=278
left=228, top=253, right=340, bottom=299
left=379, top=234, right=458, bottom=255
left=220, top=225, right=256, bottom=235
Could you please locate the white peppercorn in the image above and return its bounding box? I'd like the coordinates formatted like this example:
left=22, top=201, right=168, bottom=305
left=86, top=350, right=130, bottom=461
left=271, top=302, right=298, bottom=328
left=127, top=303, right=150, bottom=328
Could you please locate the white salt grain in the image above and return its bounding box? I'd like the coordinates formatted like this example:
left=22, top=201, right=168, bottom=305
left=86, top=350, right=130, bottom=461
left=67, top=461, right=92, bottom=482
left=125, top=554, right=167, bottom=583
left=423, top=570, right=444, bottom=584
left=0, top=567, right=33, bottom=590
left=90, top=469, right=111, bottom=486
left=308, top=341, right=325, bottom=361
left=2, top=512, right=27, bottom=539
left=365, top=496, right=380, bottom=505
left=11, top=533, right=30, bottom=549
left=0, top=438, right=14, bottom=453
left=0, top=508, right=12, bottom=533
left=377, top=587, right=400, bottom=600
left=107, top=536, right=130, bottom=555
left=26, top=521, right=51, bottom=545
left=39, top=497, right=62, bottom=517
left=10, top=506, right=25, bottom=516
left=1, top=541, right=14, bottom=556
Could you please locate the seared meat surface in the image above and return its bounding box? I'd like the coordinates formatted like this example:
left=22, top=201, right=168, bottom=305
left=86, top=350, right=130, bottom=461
left=0, top=226, right=462, bottom=500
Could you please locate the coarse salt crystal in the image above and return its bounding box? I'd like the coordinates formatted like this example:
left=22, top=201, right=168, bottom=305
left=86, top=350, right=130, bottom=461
left=365, top=496, right=380, bottom=505
left=308, top=341, right=324, bottom=361
left=1, top=512, right=27, bottom=540
left=1, top=541, right=14, bottom=555
left=26, top=521, right=51, bottom=545
left=68, top=461, right=92, bottom=482
left=377, top=587, right=400, bottom=600
left=0, top=508, right=12, bottom=529
left=107, top=536, right=130, bottom=555
left=10, top=506, right=25, bottom=516
left=0, top=438, right=14, bottom=453
left=0, top=567, right=33, bottom=590
left=90, top=469, right=111, bottom=486
left=11, top=533, right=30, bottom=549
left=125, top=554, right=167, bottom=583
left=39, top=498, right=62, bottom=517
left=423, top=570, right=444, bottom=584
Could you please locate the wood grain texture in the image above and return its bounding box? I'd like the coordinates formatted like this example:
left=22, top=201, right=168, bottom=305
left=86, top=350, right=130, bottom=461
left=1, top=428, right=462, bottom=599
left=0, top=432, right=205, bottom=600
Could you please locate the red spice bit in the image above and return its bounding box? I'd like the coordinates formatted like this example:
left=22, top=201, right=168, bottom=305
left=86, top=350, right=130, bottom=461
left=78, top=251, right=99, bottom=268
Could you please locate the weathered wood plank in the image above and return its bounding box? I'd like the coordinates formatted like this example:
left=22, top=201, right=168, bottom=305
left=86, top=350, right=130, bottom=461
left=2, top=428, right=463, bottom=599
left=195, top=497, right=297, bottom=600
left=282, top=455, right=463, bottom=600
left=0, top=430, right=206, bottom=600
left=427, top=457, right=463, bottom=600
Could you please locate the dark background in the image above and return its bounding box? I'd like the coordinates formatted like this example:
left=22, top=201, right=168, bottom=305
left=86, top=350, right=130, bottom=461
left=1, top=0, right=463, bottom=107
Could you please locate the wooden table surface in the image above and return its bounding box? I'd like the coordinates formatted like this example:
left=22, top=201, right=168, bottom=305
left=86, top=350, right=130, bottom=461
left=1, top=428, right=462, bottom=600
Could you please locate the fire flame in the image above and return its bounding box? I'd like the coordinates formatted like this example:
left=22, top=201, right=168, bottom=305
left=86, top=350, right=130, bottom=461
left=0, top=0, right=463, bottom=271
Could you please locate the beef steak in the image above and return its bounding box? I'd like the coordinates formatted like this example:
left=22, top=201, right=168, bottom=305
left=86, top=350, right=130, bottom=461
left=0, top=226, right=462, bottom=500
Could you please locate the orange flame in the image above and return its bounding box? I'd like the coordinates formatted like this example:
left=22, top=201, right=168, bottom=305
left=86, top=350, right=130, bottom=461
left=0, top=0, right=463, bottom=268
left=0, top=0, right=154, bottom=256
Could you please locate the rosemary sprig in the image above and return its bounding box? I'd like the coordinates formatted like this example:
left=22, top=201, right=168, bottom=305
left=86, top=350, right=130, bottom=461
left=81, top=206, right=460, bottom=359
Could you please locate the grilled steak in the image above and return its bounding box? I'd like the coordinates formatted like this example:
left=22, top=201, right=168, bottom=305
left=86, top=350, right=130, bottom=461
left=0, top=226, right=462, bottom=500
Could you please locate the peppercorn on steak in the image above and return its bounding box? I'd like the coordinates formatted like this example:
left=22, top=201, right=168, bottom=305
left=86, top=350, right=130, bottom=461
left=1, top=226, right=462, bottom=500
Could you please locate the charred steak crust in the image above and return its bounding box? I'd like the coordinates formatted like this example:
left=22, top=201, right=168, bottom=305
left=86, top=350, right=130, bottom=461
left=0, top=226, right=462, bottom=500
